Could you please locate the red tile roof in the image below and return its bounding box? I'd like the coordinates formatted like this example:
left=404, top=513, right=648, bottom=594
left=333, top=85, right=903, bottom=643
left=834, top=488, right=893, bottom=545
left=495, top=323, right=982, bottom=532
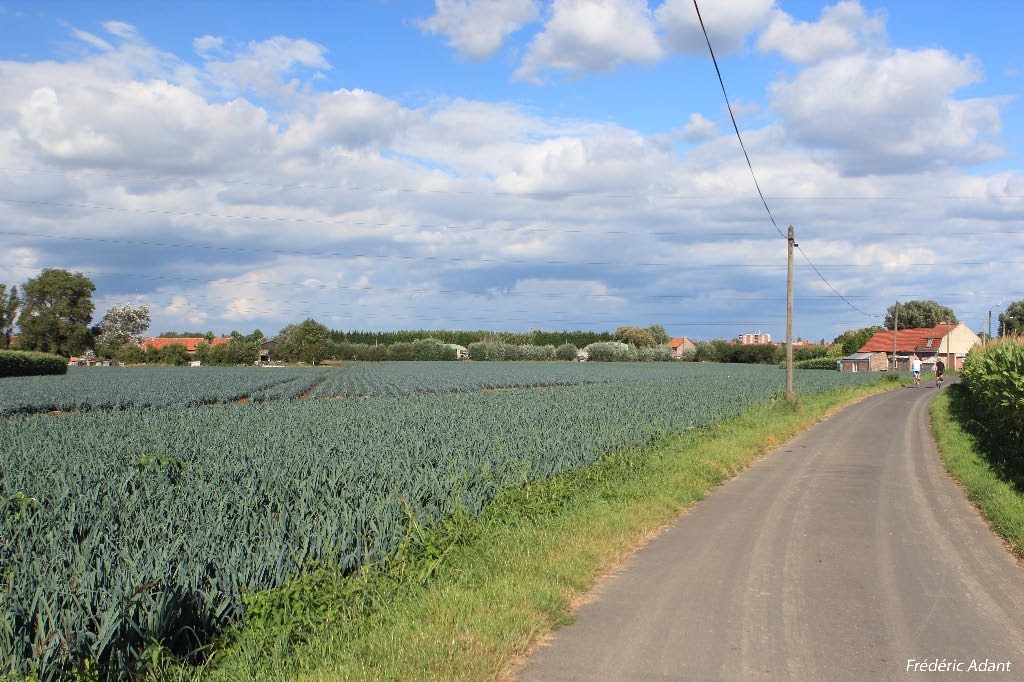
left=141, top=337, right=231, bottom=352
left=668, top=337, right=695, bottom=349
left=858, top=324, right=953, bottom=353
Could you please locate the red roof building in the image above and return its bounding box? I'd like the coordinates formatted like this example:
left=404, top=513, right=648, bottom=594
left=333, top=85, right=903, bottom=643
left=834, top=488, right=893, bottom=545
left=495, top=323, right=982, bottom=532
left=141, top=337, right=231, bottom=353
left=854, top=322, right=979, bottom=371
left=667, top=336, right=697, bottom=358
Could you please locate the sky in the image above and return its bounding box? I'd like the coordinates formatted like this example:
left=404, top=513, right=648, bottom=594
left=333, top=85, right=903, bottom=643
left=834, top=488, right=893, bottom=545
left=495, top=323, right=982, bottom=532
left=0, top=0, right=1022, bottom=343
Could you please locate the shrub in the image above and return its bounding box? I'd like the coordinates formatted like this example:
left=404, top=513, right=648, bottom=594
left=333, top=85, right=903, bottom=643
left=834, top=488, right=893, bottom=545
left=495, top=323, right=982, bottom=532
left=583, top=341, right=637, bottom=362
left=636, top=345, right=674, bottom=362
left=387, top=338, right=456, bottom=361
left=0, top=350, right=68, bottom=377
left=555, top=343, right=579, bottom=361
left=790, top=358, right=840, bottom=370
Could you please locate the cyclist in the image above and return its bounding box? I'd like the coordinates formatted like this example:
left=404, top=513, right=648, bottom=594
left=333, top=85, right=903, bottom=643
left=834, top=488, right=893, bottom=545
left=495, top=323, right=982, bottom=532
left=911, top=355, right=922, bottom=387
left=935, top=358, right=945, bottom=386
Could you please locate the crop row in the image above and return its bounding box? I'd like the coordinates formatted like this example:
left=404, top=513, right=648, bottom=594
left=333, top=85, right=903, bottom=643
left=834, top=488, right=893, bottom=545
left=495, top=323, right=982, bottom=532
left=1, top=365, right=880, bottom=678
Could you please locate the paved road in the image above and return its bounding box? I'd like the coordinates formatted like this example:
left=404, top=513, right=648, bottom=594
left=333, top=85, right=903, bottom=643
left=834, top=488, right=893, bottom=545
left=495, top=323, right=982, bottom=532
left=517, top=383, right=1024, bottom=681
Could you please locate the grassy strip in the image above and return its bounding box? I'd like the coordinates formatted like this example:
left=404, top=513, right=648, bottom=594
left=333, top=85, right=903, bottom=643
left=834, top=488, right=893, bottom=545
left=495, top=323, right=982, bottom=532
left=930, top=385, right=1024, bottom=559
left=172, top=380, right=898, bottom=682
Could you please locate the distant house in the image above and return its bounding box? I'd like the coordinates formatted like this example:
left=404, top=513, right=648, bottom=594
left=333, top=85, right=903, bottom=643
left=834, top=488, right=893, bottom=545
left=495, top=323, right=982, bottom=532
left=141, top=337, right=232, bottom=354
left=738, top=332, right=772, bottom=345
left=667, top=337, right=697, bottom=359
left=446, top=344, right=470, bottom=360
left=846, top=322, right=979, bottom=372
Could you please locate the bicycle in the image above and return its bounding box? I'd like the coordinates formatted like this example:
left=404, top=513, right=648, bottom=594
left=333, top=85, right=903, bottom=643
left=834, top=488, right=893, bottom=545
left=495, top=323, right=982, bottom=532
left=912, top=371, right=921, bottom=387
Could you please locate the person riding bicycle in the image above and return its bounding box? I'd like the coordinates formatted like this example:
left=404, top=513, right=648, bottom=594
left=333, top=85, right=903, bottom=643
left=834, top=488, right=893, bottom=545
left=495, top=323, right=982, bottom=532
left=935, top=358, right=945, bottom=386
left=911, top=355, right=922, bottom=386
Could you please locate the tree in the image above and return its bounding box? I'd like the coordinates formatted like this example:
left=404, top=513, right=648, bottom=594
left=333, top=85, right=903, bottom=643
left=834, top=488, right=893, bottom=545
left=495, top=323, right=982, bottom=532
left=647, top=324, right=669, bottom=345
left=884, top=301, right=957, bottom=330
left=276, top=318, right=330, bottom=364
left=95, top=305, right=151, bottom=358
left=831, top=326, right=884, bottom=357
left=614, top=326, right=656, bottom=348
left=17, top=269, right=96, bottom=356
left=999, top=300, right=1024, bottom=337
left=0, top=284, right=17, bottom=348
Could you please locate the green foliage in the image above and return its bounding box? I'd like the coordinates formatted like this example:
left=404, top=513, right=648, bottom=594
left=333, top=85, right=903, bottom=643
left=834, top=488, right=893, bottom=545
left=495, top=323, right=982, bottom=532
left=274, top=319, right=330, bottom=364
left=960, top=338, right=1024, bottom=457
left=647, top=324, right=669, bottom=345
left=613, top=326, right=656, bottom=348
left=0, top=349, right=68, bottom=377
left=583, top=341, right=637, bottom=361
left=832, top=326, right=884, bottom=356
left=16, top=269, right=96, bottom=355
left=791, top=357, right=839, bottom=370
left=0, top=283, right=17, bottom=349
left=387, top=338, right=458, bottom=361
left=554, top=343, right=579, bottom=361
left=636, top=345, right=674, bottom=361
left=146, top=343, right=191, bottom=366
left=884, top=300, right=957, bottom=330
left=194, top=339, right=260, bottom=366
left=328, top=328, right=614, bottom=348
left=467, top=341, right=555, bottom=361
left=328, top=340, right=389, bottom=361
left=999, top=300, right=1024, bottom=337
left=694, top=340, right=784, bottom=365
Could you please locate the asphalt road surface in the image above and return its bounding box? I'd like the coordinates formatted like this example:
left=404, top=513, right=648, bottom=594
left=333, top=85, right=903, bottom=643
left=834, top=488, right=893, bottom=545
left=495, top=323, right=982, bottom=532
left=517, top=383, right=1024, bottom=681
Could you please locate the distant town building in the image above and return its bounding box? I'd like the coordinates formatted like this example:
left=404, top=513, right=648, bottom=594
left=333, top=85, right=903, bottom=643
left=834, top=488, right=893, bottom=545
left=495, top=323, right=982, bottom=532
left=737, top=332, right=772, bottom=345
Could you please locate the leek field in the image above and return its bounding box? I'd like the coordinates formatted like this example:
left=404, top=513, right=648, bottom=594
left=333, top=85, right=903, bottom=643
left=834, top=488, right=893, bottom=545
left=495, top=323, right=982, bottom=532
left=1, top=362, right=879, bottom=678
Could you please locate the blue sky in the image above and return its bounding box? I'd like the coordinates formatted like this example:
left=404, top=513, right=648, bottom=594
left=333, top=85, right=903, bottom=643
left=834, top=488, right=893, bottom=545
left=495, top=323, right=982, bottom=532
left=1, top=0, right=1021, bottom=342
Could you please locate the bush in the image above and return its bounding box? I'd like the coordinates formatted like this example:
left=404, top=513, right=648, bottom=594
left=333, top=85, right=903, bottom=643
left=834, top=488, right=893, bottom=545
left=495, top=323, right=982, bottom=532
left=790, top=358, right=839, bottom=370
left=467, top=342, right=554, bottom=361
left=583, top=341, right=637, bottom=362
left=387, top=338, right=456, bottom=361
left=0, top=350, right=68, bottom=377
left=636, top=345, right=674, bottom=362
left=555, top=343, right=579, bottom=361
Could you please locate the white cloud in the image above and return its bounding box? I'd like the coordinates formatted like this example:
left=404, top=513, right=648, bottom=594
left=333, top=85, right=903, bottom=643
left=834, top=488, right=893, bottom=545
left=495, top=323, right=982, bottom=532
left=656, top=0, right=774, bottom=55
left=193, top=35, right=225, bottom=58
left=200, top=36, right=330, bottom=101
left=103, top=21, right=140, bottom=41
left=757, top=0, right=885, bottom=64
left=418, top=0, right=541, bottom=61
left=770, top=48, right=1004, bottom=175
left=681, top=113, right=718, bottom=142
left=71, top=28, right=114, bottom=52
left=16, top=81, right=275, bottom=173
left=279, top=88, right=414, bottom=153
left=515, top=0, right=662, bottom=83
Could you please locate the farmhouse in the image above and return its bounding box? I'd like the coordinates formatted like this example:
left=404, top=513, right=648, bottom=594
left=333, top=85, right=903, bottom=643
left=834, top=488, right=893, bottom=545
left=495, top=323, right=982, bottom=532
left=141, top=337, right=232, bottom=354
left=667, top=337, right=697, bottom=359
left=843, top=322, right=980, bottom=372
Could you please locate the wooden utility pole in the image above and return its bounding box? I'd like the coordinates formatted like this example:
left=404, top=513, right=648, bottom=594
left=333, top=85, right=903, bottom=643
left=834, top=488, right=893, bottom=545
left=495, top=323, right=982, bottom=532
left=786, top=225, right=795, bottom=403
left=892, top=301, right=899, bottom=372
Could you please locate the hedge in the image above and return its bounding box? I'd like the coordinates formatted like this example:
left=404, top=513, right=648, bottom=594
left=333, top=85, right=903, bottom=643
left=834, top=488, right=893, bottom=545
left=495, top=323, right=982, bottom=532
left=0, top=350, right=69, bottom=378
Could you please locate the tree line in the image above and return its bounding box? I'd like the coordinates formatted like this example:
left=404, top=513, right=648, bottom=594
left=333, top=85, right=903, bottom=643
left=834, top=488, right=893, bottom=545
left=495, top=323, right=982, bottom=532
left=4, top=268, right=1007, bottom=366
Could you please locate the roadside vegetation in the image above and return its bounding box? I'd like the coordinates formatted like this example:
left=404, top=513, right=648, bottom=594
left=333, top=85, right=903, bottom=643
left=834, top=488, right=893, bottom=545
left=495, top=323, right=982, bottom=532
left=169, top=379, right=899, bottom=681
left=931, top=337, right=1024, bottom=558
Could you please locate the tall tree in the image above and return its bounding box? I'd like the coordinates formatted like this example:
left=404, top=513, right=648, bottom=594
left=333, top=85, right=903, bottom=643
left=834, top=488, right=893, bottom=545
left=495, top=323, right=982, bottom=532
left=647, top=324, right=669, bottom=345
left=999, top=300, right=1024, bottom=337
left=883, top=300, right=957, bottom=330
left=0, top=284, right=18, bottom=348
left=95, top=305, right=151, bottom=357
left=276, top=318, right=330, bottom=364
left=18, top=269, right=96, bottom=356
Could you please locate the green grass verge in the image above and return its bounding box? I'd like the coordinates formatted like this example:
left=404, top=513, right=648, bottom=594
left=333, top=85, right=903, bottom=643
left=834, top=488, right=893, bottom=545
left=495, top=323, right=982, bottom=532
left=155, top=380, right=899, bottom=682
left=930, top=385, right=1024, bottom=559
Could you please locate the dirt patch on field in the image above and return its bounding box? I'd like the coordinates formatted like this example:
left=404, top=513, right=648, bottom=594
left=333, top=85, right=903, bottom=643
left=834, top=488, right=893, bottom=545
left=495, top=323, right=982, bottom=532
left=298, top=378, right=326, bottom=401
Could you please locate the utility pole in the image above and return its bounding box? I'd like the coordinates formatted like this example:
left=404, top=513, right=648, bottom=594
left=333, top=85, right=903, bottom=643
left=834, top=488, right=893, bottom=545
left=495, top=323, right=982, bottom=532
left=946, top=319, right=952, bottom=371
left=892, top=301, right=899, bottom=372
left=786, top=225, right=795, bottom=404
